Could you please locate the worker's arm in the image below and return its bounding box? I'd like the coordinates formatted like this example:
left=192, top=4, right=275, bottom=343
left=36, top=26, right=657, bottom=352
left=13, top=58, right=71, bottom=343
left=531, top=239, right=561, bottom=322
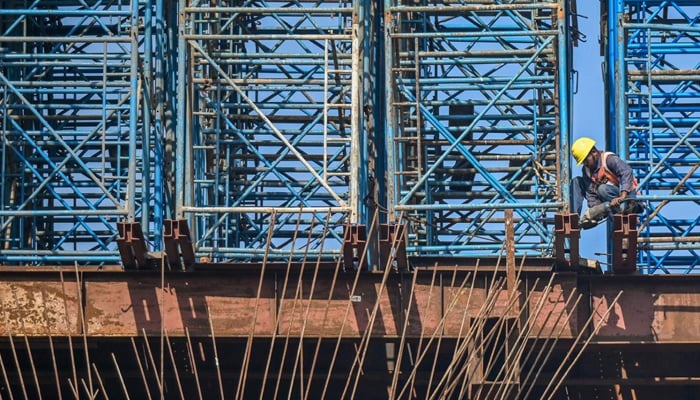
left=607, top=154, right=635, bottom=207
left=582, top=171, right=601, bottom=208
left=606, top=154, right=635, bottom=192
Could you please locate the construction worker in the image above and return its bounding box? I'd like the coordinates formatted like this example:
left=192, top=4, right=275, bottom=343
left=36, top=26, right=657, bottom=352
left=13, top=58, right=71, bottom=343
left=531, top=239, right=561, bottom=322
left=571, top=137, right=643, bottom=227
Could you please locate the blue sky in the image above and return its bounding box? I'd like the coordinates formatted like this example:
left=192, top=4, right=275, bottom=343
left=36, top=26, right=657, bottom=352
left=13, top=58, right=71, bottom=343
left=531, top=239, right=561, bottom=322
left=572, top=2, right=608, bottom=262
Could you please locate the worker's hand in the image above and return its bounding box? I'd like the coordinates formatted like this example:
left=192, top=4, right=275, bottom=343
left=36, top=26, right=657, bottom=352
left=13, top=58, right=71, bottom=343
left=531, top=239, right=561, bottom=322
left=610, top=197, right=620, bottom=208
left=610, top=190, right=629, bottom=208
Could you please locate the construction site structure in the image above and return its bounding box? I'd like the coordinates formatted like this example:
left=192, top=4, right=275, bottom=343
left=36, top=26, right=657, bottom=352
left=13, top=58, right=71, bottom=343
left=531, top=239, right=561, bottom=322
left=0, top=0, right=699, bottom=399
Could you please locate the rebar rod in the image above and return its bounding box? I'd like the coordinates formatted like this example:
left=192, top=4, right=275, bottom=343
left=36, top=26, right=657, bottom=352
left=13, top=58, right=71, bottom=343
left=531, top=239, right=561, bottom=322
left=130, top=338, right=153, bottom=400
left=639, top=163, right=699, bottom=232
left=396, top=273, right=505, bottom=400
left=479, top=276, right=558, bottom=400
left=40, top=289, right=61, bottom=400
left=140, top=328, right=163, bottom=397
left=478, top=277, right=552, bottom=398
left=320, top=208, right=380, bottom=399
left=110, top=353, right=130, bottom=400
left=59, top=272, right=78, bottom=398
left=91, top=363, right=109, bottom=400
left=288, top=214, right=331, bottom=399
left=436, top=276, right=546, bottom=400
left=423, top=257, right=513, bottom=398
left=75, top=263, right=94, bottom=397
left=0, top=355, right=14, bottom=400
left=405, top=265, right=440, bottom=400
left=518, top=293, right=592, bottom=400
left=273, top=216, right=316, bottom=400
left=20, top=336, right=40, bottom=400
left=2, top=296, right=27, bottom=400
left=79, top=380, right=95, bottom=400
left=164, top=329, right=185, bottom=400
left=237, top=213, right=277, bottom=400
left=388, top=268, right=420, bottom=398
left=259, top=212, right=303, bottom=400
left=185, top=327, right=204, bottom=400
left=346, top=212, right=407, bottom=399
left=205, top=307, right=225, bottom=400
left=509, top=290, right=582, bottom=400
left=424, top=270, right=456, bottom=398
left=303, top=241, right=346, bottom=400
left=543, top=291, right=625, bottom=400
left=259, top=210, right=300, bottom=400
left=453, top=264, right=483, bottom=400
left=457, top=254, right=528, bottom=399
left=159, top=252, right=165, bottom=400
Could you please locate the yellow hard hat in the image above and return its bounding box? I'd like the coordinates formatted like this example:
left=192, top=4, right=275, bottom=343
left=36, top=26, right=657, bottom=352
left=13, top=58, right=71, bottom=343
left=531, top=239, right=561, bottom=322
left=572, top=137, right=596, bottom=165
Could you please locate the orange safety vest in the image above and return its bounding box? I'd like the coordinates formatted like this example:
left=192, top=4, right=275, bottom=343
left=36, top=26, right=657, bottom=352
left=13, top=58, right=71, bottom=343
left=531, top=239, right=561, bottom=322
left=590, top=152, right=638, bottom=191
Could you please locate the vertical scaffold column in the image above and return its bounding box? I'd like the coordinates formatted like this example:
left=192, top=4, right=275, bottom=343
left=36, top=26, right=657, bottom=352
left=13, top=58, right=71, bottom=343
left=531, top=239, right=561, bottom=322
left=385, top=0, right=571, bottom=257
left=180, top=1, right=359, bottom=262
left=0, top=1, right=157, bottom=265
left=607, top=0, right=700, bottom=273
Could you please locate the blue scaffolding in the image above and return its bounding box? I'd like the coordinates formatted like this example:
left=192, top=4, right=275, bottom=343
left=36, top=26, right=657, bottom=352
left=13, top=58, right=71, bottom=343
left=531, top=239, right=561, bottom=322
left=18, top=1, right=699, bottom=272
left=180, top=2, right=358, bottom=262
left=0, top=0, right=573, bottom=267
left=385, top=1, right=572, bottom=257
left=0, top=2, right=159, bottom=264
left=607, top=0, right=700, bottom=273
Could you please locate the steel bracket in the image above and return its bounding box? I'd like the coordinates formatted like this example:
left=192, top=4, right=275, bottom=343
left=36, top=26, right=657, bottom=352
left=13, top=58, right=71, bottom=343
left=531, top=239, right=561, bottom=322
left=379, top=223, right=408, bottom=271
left=164, top=219, right=196, bottom=270
left=554, top=213, right=580, bottom=269
left=342, top=224, right=367, bottom=270
left=612, top=214, right=638, bottom=274
left=116, top=222, right=149, bottom=269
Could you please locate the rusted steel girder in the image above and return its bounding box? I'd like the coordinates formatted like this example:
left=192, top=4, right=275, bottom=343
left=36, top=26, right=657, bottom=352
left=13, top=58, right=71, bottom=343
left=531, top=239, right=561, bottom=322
left=0, top=270, right=698, bottom=343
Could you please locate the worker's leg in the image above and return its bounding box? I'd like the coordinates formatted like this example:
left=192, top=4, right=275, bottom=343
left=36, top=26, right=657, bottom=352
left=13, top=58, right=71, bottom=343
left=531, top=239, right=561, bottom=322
left=597, top=184, right=638, bottom=212
left=571, top=176, right=587, bottom=214
left=596, top=183, right=619, bottom=202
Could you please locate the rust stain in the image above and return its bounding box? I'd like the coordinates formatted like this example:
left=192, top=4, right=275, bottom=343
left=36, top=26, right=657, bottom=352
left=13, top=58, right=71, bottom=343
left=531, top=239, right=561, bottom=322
left=0, top=281, right=80, bottom=335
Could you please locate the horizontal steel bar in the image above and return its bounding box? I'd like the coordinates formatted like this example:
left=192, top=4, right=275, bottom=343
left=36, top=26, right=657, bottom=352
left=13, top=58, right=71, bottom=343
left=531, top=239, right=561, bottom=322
left=184, top=7, right=352, bottom=14
left=390, top=30, right=557, bottom=39
left=389, top=4, right=557, bottom=12
left=182, top=206, right=350, bottom=213
left=637, top=236, right=700, bottom=243
left=0, top=209, right=127, bottom=216
left=637, top=195, right=700, bottom=201
left=184, top=34, right=351, bottom=40
left=0, top=37, right=131, bottom=43
left=395, top=202, right=564, bottom=211
left=0, top=9, right=131, bottom=16
left=624, top=23, right=700, bottom=33
left=407, top=243, right=548, bottom=252
left=196, top=247, right=341, bottom=256
left=0, top=255, right=120, bottom=262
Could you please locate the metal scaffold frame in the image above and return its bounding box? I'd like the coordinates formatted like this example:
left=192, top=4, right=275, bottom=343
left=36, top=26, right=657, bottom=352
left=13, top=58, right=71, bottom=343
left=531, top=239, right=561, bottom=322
left=180, top=1, right=359, bottom=262
left=385, top=0, right=572, bottom=257
left=0, top=1, right=160, bottom=265
left=607, top=0, right=700, bottom=273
